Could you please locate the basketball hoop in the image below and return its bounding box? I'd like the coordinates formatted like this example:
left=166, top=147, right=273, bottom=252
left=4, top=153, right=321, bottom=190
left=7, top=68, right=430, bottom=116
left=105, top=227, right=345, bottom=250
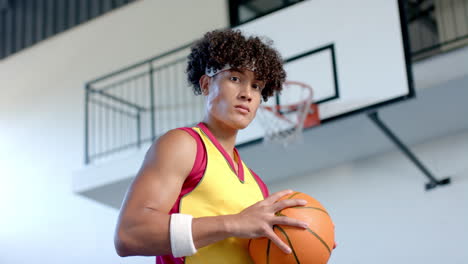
left=257, top=81, right=320, bottom=146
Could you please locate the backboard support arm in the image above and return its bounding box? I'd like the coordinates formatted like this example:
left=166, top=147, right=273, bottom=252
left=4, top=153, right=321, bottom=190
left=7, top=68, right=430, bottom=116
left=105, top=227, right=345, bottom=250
left=367, top=111, right=451, bottom=191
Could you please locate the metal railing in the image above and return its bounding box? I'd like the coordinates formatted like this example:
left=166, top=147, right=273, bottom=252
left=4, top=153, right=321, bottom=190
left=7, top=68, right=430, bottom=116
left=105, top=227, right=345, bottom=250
left=84, top=43, right=205, bottom=164
left=84, top=0, right=468, bottom=164
left=407, top=0, right=468, bottom=60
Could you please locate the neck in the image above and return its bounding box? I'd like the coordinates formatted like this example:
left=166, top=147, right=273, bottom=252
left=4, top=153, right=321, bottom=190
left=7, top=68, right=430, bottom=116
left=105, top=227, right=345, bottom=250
left=202, top=116, right=238, bottom=158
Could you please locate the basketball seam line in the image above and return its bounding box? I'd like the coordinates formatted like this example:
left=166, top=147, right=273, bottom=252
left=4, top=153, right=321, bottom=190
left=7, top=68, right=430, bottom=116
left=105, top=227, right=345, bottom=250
left=288, top=206, right=329, bottom=216
left=275, top=226, right=301, bottom=264
left=276, top=211, right=331, bottom=255
left=266, top=239, right=271, bottom=264
left=287, top=192, right=301, bottom=199
left=305, top=227, right=331, bottom=254
left=282, top=192, right=333, bottom=256
left=286, top=192, right=330, bottom=215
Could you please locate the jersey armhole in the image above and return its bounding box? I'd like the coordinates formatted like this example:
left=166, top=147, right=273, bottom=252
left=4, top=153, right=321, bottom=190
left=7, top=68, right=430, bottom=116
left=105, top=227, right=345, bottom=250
left=177, top=127, right=205, bottom=177
left=249, top=168, right=270, bottom=198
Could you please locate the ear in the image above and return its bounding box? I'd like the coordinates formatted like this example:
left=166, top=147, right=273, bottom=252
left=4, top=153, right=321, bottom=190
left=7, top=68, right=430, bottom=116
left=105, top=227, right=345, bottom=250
left=199, top=75, right=211, bottom=95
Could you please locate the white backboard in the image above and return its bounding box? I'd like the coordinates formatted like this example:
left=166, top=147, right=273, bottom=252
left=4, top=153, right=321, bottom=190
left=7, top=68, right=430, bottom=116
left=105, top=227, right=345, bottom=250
left=235, top=0, right=414, bottom=145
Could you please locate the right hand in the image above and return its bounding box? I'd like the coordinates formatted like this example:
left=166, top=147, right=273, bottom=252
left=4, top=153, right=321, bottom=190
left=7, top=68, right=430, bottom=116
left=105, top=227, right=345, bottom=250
left=226, top=189, right=309, bottom=254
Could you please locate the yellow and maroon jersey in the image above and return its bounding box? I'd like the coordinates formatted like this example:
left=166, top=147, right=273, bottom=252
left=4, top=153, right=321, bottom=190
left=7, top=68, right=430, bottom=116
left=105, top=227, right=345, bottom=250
left=157, top=123, right=269, bottom=264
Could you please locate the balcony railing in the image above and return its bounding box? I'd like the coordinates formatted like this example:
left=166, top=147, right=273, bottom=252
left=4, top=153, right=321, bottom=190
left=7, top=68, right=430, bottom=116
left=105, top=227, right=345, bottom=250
left=84, top=43, right=205, bottom=164
left=83, top=0, right=468, bottom=164
left=408, top=0, right=468, bottom=60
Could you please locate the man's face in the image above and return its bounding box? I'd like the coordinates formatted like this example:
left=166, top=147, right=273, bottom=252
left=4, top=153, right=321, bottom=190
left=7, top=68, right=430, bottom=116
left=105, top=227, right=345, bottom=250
left=203, top=69, right=265, bottom=129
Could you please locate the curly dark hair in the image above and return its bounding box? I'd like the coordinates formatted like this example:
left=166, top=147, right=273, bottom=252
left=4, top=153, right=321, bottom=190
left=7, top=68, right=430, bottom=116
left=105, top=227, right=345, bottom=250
left=186, top=29, right=286, bottom=101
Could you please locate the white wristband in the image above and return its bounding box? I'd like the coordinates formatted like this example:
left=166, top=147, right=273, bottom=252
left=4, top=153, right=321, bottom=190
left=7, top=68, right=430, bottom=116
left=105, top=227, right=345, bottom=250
left=170, top=213, right=197, bottom=257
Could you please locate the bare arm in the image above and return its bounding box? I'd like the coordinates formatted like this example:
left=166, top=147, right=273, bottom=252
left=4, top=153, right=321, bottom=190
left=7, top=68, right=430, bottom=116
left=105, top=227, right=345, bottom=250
left=114, top=129, right=195, bottom=256
left=114, top=130, right=308, bottom=257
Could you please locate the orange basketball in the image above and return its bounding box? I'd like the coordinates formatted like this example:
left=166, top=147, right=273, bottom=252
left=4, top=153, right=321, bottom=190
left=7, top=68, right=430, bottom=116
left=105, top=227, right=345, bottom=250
left=249, top=191, right=335, bottom=264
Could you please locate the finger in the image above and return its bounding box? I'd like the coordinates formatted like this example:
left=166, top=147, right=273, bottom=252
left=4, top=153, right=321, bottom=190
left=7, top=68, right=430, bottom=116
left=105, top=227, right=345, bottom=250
left=272, top=199, right=307, bottom=212
left=272, top=216, right=308, bottom=229
left=264, top=189, right=293, bottom=204
left=265, top=230, right=291, bottom=254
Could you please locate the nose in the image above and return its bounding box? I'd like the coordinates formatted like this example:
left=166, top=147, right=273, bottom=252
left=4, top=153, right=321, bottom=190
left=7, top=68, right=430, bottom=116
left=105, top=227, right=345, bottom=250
left=238, top=84, right=252, bottom=102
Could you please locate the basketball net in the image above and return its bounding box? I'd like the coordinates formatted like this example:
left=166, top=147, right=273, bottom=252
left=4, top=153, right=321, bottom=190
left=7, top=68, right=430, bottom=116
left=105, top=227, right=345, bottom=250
left=257, top=81, right=320, bottom=146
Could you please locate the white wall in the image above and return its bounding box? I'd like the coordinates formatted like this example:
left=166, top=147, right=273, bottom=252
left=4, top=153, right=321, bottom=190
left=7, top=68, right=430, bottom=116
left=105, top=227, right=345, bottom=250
left=267, top=130, right=468, bottom=264
left=0, top=0, right=227, bottom=263
left=1, top=0, right=467, bottom=263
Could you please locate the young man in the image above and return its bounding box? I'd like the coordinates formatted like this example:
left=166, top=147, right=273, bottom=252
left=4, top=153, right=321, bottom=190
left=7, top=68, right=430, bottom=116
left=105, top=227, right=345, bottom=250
left=114, top=29, right=310, bottom=263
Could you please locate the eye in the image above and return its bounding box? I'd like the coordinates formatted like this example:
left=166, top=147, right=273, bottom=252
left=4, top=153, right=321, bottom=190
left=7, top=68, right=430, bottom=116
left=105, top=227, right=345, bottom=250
left=252, top=83, right=264, bottom=91
left=230, top=76, right=240, bottom=82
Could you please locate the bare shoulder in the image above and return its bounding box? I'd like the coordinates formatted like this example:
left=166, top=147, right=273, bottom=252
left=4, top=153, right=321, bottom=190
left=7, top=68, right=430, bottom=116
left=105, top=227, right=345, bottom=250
left=156, top=128, right=197, bottom=151
left=144, top=129, right=196, bottom=165
left=123, top=129, right=198, bottom=212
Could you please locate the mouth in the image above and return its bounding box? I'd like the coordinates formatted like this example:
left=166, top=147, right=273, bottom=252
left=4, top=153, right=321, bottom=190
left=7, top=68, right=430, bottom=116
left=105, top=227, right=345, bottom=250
left=234, top=105, right=250, bottom=113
